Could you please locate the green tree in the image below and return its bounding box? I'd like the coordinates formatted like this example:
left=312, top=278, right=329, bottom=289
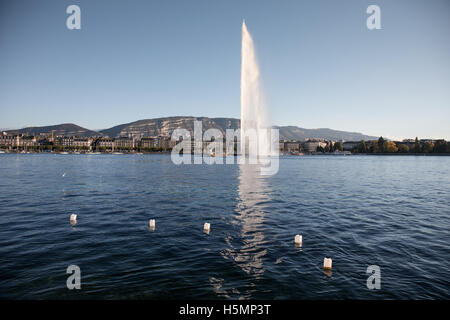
left=334, top=142, right=343, bottom=151
left=383, top=141, right=398, bottom=153
left=422, top=142, right=434, bottom=153
left=357, top=140, right=367, bottom=153
left=378, top=137, right=386, bottom=152
left=398, top=144, right=409, bottom=153
left=412, top=137, right=421, bottom=153
left=370, top=140, right=380, bottom=153
left=433, top=140, right=447, bottom=153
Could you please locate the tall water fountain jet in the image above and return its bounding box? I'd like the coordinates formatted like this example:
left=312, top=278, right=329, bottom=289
left=240, top=20, right=270, bottom=157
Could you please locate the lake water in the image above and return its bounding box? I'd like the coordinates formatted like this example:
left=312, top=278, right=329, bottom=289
left=0, top=154, right=449, bottom=299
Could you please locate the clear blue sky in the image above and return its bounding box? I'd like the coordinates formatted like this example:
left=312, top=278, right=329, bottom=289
left=1, top=0, right=449, bottom=139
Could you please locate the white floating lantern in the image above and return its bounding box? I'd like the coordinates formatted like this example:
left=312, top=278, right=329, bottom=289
left=204, top=222, right=211, bottom=232
left=323, top=257, right=332, bottom=270
left=149, top=219, right=155, bottom=229
left=70, top=214, right=77, bottom=224
left=294, top=234, right=302, bottom=245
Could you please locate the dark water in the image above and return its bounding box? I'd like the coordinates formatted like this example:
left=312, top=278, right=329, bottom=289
left=0, top=154, right=449, bottom=299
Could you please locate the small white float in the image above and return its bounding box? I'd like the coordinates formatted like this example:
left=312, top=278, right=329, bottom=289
left=294, top=234, right=302, bottom=246
left=323, top=257, right=332, bottom=270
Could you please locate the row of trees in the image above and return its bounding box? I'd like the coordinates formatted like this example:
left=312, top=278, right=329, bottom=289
left=353, top=137, right=450, bottom=154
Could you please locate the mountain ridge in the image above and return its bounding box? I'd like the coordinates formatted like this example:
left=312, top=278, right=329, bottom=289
left=5, top=117, right=378, bottom=141
left=4, top=123, right=104, bottom=137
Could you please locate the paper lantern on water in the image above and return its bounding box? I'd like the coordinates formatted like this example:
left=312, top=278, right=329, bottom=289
left=323, top=257, right=332, bottom=270
left=294, top=234, right=302, bottom=245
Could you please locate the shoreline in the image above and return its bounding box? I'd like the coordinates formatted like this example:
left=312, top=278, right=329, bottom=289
left=0, top=150, right=172, bottom=155
left=1, top=150, right=449, bottom=156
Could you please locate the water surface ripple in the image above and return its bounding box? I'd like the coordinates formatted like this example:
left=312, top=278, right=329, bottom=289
left=0, top=154, right=449, bottom=299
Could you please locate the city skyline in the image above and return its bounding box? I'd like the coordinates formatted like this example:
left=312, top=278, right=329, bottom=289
left=1, top=0, right=449, bottom=140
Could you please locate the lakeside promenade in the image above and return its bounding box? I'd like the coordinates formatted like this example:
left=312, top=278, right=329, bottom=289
left=1, top=132, right=449, bottom=155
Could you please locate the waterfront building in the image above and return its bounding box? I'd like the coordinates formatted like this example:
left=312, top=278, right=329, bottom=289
left=0, top=134, right=38, bottom=149
left=22, top=136, right=37, bottom=148
left=54, top=136, right=73, bottom=148
left=303, top=140, right=327, bottom=153
left=115, top=137, right=134, bottom=150
left=72, top=137, right=93, bottom=150
left=285, top=141, right=301, bottom=153
left=54, top=136, right=93, bottom=149
left=160, top=136, right=176, bottom=150
left=37, top=137, right=52, bottom=147
left=139, top=137, right=156, bottom=149
left=96, top=137, right=115, bottom=151
left=0, top=133, right=21, bottom=147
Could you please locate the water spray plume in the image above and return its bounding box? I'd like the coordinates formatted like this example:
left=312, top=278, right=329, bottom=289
left=240, top=20, right=270, bottom=157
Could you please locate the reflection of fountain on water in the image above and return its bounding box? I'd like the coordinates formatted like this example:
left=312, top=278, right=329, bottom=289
left=219, top=164, right=271, bottom=298
left=234, top=164, right=268, bottom=276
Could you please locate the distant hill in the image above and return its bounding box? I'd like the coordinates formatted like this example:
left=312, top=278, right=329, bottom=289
left=99, top=116, right=377, bottom=141
left=275, top=126, right=377, bottom=141
left=5, top=123, right=103, bottom=137
left=4, top=117, right=377, bottom=141
left=100, top=117, right=241, bottom=139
